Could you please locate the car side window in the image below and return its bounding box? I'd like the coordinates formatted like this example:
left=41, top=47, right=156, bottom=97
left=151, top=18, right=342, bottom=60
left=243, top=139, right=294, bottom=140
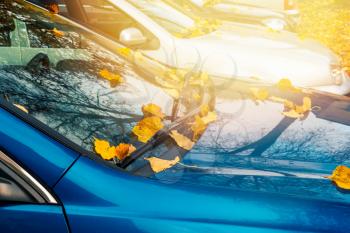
left=79, top=0, right=159, bottom=49
left=0, top=160, right=34, bottom=203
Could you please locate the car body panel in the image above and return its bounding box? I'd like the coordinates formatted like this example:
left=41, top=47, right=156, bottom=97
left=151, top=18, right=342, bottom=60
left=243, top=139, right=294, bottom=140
left=54, top=154, right=350, bottom=233
left=0, top=204, right=69, bottom=233
left=0, top=106, right=79, bottom=187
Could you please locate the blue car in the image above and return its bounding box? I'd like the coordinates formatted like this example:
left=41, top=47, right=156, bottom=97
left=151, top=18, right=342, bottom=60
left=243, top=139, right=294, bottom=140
left=1, top=1, right=350, bottom=233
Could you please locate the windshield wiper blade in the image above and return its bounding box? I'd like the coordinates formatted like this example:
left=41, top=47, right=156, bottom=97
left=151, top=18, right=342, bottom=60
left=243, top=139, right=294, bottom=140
left=121, top=60, right=214, bottom=169
left=170, top=57, right=201, bottom=121
left=119, top=108, right=199, bottom=169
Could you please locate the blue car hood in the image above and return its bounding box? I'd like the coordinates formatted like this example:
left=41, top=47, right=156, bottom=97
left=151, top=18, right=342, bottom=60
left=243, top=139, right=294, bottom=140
left=153, top=94, right=350, bottom=203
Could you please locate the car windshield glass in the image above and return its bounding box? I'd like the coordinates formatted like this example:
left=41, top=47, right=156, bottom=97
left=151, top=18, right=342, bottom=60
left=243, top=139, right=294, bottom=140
left=126, top=0, right=219, bottom=38
left=0, top=1, right=209, bottom=163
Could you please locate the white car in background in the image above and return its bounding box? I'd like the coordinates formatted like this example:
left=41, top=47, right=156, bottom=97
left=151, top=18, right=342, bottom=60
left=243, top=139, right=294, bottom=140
left=174, top=0, right=298, bottom=32
left=30, top=0, right=350, bottom=95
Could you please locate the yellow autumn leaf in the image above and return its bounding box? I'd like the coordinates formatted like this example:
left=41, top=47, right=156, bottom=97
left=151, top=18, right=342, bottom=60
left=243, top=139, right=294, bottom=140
left=250, top=88, right=269, bottom=101
left=190, top=108, right=217, bottom=140
left=132, top=125, right=154, bottom=143
left=13, top=104, right=29, bottom=113
left=51, top=28, right=64, bottom=37
left=269, top=96, right=286, bottom=103
left=99, top=69, right=123, bottom=87
left=328, top=165, right=350, bottom=190
left=94, top=139, right=116, bottom=160
left=115, top=143, right=136, bottom=161
left=276, top=79, right=300, bottom=92
left=48, top=3, right=59, bottom=14
left=170, top=130, right=195, bottom=150
left=200, top=104, right=210, bottom=117
left=284, top=99, right=296, bottom=109
left=282, top=97, right=312, bottom=119
left=191, top=115, right=207, bottom=140
left=179, top=18, right=221, bottom=38
left=192, top=92, right=201, bottom=101
left=142, top=103, right=165, bottom=119
left=145, top=156, right=180, bottom=173
left=282, top=109, right=304, bottom=119
left=201, top=111, right=217, bottom=125
left=267, top=27, right=281, bottom=33
left=132, top=116, right=164, bottom=143
left=116, top=47, right=131, bottom=57
left=301, top=97, right=312, bottom=112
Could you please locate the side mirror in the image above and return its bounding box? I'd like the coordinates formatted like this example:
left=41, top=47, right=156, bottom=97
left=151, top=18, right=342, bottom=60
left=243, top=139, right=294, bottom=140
left=119, top=27, right=147, bottom=46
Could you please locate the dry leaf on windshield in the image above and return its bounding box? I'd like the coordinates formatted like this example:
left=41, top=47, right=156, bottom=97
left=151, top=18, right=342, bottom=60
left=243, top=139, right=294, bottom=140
left=192, top=92, right=201, bottom=101
left=201, top=111, right=217, bottom=125
left=99, top=69, right=123, bottom=87
left=115, top=143, right=136, bottom=160
left=200, top=104, right=210, bottom=117
left=300, top=97, right=312, bottom=113
left=132, top=116, right=164, bottom=143
left=250, top=88, right=269, bottom=101
left=282, top=97, right=312, bottom=119
left=116, top=47, right=131, bottom=57
left=269, top=96, right=287, bottom=103
left=284, top=99, right=296, bottom=109
left=276, top=78, right=300, bottom=92
left=13, top=104, right=29, bottom=113
left=94, top=139, right=116, bottom=160
left=328, top=165, right=350, bottom=190
left=142, top=103, right=165, bottom=119
left=48, top=3, right=59, bottom=14
left=145, top=156, right=180, bottom=173
left=51, top=28, right=64, bottom=37
left=191, top=115, right=207, bottom=140
left=170, top=130, right=195, bottom=150
left=282, top=109, right=303, bottom=119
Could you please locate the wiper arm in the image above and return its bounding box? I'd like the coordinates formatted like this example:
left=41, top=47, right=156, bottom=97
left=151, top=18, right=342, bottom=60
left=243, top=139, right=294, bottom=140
left=170, top=58, right=201, bottom=121
left=121, top=61, right=214, bottom=169
left=119, top=108, right=199, bottom=169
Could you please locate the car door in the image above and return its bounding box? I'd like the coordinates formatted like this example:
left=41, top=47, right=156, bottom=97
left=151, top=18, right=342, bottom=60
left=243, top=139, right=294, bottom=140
left=0, top=150, right=69, bottom=233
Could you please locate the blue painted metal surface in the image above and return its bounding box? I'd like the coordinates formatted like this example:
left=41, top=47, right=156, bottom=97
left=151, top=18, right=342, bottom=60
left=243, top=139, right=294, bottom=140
left=0, top=108, right=79, bottom=187
left=54, top=156, right=350, bottom=233
left=0, top=204, right=69, bottom=233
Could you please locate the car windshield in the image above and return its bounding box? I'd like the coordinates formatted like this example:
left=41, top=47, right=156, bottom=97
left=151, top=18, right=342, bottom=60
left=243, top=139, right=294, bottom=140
left=126, top=0, right=220, bottom=38
left=0, top=0, right=210, bottom=167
